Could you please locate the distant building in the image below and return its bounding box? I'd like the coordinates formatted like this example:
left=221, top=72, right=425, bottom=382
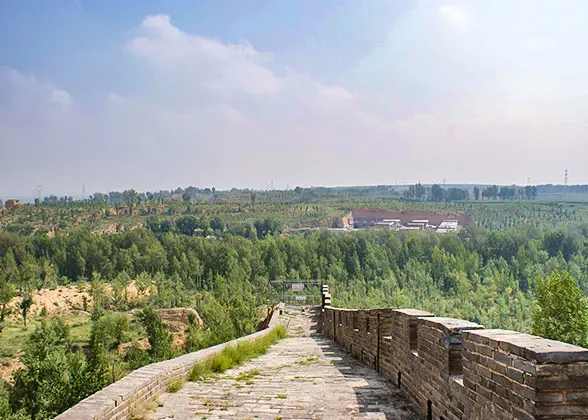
left=5, top=199, right=21, bottom=210
left=350, top=208, right=472, bottom=232
left=436, top=220, right=459, bottom=233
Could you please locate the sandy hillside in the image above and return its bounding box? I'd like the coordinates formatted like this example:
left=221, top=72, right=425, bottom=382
left=5, top=281, right=147, bottom=321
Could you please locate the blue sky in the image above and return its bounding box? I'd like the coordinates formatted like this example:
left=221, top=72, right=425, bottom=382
left=1, top=0, right=587, bottom=197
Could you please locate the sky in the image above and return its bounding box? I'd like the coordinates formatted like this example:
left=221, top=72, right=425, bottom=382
left=1, top=0, right=587, bottom=198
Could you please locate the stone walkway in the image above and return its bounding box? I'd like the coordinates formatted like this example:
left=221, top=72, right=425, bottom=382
left=146, top=308, right=420, bottom=420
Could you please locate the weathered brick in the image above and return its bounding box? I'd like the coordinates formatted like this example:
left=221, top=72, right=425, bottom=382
left=566, top=390, right=588, bottom=402
left=494, top=351, right=512, bottom=367
left=507, top=366, right=525, bottom=383
left=513, top=358, right=536, bottom=374
left=537, top=377, right=588, bottom=390
left=536, top=391, right=564, bottom=403
left=511, top=406, right=534, bottom=420
left=536, top=404, right=588, bottom=416
left=512, top=381, right=536, bottom=400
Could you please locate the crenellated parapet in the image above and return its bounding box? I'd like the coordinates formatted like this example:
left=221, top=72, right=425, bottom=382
left=321, top=290, right=588, bottom=419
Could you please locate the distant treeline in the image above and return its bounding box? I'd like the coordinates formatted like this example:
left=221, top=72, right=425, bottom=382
left=402, top=183, right=538, bottom=202
left=536, top=185, right=588, bottom=194
left=8, top=183, right=588, bottom=209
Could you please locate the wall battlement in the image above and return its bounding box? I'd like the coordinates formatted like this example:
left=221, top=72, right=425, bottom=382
left=321, top=304, right=588, bottom=419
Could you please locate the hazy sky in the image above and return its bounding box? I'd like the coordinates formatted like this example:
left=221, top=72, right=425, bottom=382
left=1, top=0, right=587, bottom=197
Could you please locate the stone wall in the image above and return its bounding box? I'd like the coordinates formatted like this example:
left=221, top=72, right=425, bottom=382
left=322, top=305, right=588, bottom=419
left=55, top=306, right=281, bottom=420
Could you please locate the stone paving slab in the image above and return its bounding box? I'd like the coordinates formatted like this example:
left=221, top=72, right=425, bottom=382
left=146, top=308, right=420, bottom=420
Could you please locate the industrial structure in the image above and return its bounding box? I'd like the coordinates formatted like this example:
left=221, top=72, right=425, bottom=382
left=349, top=208, right=473, bottom=232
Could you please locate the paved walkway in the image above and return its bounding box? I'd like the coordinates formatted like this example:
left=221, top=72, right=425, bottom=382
left=146, top=308, right=420, bottom=420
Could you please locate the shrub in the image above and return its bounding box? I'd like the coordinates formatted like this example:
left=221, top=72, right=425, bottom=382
left=185, top=324, right=212, bottom=353
left=89, top=313, right=130, bottom=351
left=208, top=353, right=232, bottom=373
left=166, top=379, right=185, bottom=393
left=187, top=361, right=210, bottom=382
left=125, top=345, right=152, bottom=371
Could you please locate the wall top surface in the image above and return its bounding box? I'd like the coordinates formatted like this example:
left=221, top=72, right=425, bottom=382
left=464, top=329, right=588, bottom=363
left=419, top=316, right=485, bottom=333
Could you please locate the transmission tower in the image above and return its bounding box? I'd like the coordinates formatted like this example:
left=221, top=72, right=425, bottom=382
left=564, top=169, right=568, bottom=186
left=34, top=185, right=42, bottom=201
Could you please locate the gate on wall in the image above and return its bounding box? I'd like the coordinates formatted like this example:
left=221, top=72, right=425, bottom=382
left=269, top=279, right=323, bottom=306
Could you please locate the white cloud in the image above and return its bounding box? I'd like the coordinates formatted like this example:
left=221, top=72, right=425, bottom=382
left=0, top=16, right=399, bottom=195
left=50, top=89, right=73, bottom=107
left=439, top=5, right=467, bottom=22
left=316, top=84, right=354, bottom=101
left=126, top=15, right=281, bottom=96
left=4, top=6, right=588, bottom=196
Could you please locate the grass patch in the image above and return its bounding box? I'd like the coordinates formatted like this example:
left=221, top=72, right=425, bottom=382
left=188, top=325, right=287, bottom=382
left=295, top=356, right=319, bottom=366
left=235, top=369, right=261, bottom=381
left=167, top=379, right=185, bottom=393
left=276, top=394, right=287, bottom=399
left=0, top=314, right=93, bottom=365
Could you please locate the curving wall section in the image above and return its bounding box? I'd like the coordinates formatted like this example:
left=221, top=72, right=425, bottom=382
left=322, top=305, right=588, bottom=419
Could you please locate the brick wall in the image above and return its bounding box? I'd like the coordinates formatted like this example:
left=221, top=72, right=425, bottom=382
left=55, top=305, right=281, bottom=420
left=321, top=305, right=588, bottom=419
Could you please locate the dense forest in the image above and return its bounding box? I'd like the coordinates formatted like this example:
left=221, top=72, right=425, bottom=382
left=1, top=192, right=588, bottom=418
left=1, top=224, right=587, bottom=324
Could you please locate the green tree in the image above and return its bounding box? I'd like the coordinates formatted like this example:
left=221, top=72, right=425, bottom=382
left=89, top=313, right=130, bottom=351
left=112, top=271, right=131, bottom=309
left=431, top=184, right=445, bottom=202
left=2, top=250, right=20, bottom=286
left=473, top=186, right=480, bottom=200
left=19, top=257, right=40, bottom=293
left=88, top=313, right=130, bottom=384
left=182, top=192, right=191, bottom=205
left=135, top=271, right=152, bottom=297
left=90, top=272, right=109, bottom=320
left=532, top=270, right=588, bottom=347
left=176, top=215, right=199, bottom=236
left=10, top=318, right=100, bottom=419
left=136, top=307, right=171, bottom=361
left=0, top=270, right=15, bottom=329
left=0, top=380, right=27, bottom=420
left=19, top=296, right=33, bottom=327
left=41, top=263, right=58, bottom=289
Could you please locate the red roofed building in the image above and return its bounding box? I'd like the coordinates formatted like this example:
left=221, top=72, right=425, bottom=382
left=350, top=208, right=473, bottom=232
left=5, top=199, right=21, bottom=210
